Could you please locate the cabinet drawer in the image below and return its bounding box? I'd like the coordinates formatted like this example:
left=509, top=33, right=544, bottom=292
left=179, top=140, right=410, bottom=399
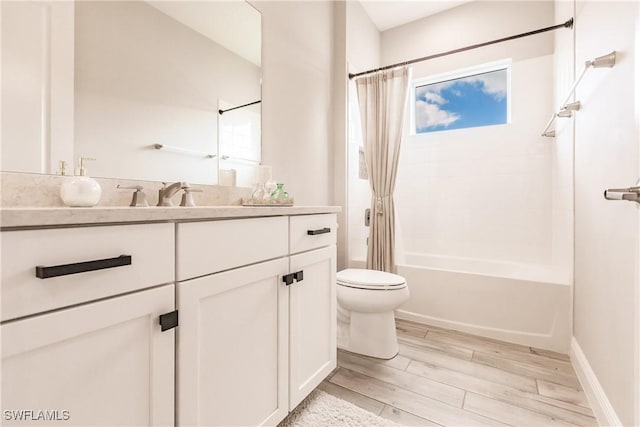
left=1, top=223, right=174, bottom=321
left=289, top=214, right=337, bottom=254
left=177, top=217, right=288, bottom=281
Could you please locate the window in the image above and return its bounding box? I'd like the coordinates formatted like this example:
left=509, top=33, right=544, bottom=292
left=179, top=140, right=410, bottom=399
left=218, top=100, right=261, bottom=163
left=412, top=64, right=510, bottom=134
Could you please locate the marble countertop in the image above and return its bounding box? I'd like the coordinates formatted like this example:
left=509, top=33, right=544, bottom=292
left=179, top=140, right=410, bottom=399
left=0, top=205, right=341, bottom=229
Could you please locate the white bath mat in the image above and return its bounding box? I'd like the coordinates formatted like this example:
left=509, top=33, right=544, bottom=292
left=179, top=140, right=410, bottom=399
left=278, top=389, right=400, bottom=427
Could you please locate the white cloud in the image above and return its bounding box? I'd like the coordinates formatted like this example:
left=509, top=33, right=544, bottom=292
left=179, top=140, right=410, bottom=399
left=422, top=91, right=446, bottom=105
left=423, top=80, right=455, bottom=95
left=415, top=100, right=459, bottom=129
left=461, top=71, right=507, bottom=99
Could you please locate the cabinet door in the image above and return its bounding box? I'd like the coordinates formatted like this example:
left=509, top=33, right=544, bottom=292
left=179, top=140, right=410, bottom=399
left=289, top=245, right=337, bottom=409
left=177, top=258, right=289, bottom=427
left=1, top=285, right=175, bottom=427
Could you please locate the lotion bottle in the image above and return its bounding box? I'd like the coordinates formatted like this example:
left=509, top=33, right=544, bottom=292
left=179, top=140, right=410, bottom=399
left=60, top=157, right=102, bottom=207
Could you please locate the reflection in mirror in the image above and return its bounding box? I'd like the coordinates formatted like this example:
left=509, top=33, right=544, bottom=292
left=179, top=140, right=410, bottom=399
left=1, top=0, right=261, bottom=186
left=218, top=99, right=261, bottom=187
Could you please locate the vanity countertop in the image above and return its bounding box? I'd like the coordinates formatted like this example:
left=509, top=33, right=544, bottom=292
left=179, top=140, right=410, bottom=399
left=0, top=205, right=341, bottom=229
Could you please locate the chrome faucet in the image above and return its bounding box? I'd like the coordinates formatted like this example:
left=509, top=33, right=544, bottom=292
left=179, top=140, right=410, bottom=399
left=157, top=181, right=189, bottom=206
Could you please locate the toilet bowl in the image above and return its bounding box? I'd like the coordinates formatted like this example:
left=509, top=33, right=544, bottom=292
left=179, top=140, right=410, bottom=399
left=336, top=268, right=409, bottom=359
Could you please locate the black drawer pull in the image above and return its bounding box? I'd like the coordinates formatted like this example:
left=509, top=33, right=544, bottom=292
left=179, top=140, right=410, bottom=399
left=307, top=228, right=331, bottom=236
left=35, top=255, right=132, bottom=279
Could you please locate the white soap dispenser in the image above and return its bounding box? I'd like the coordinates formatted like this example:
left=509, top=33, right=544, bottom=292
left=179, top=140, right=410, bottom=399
left=60, top=157, right=102, bottom=207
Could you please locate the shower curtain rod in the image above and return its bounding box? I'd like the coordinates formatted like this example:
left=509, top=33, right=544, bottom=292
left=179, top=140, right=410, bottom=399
left=348, top=18, right=574, bottom=79
left=218, top=100, right=261, bottom=115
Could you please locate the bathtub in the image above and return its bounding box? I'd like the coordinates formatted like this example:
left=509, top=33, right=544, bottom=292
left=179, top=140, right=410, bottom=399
left=351, top=253, right=572, bottom=353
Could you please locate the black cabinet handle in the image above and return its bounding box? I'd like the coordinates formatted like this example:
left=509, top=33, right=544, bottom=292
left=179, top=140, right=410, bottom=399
left=35, top=255, right=132, bottom=279
left=307, top=227, right=331, bottom=236
left=159, top=310, right=179, bottom=332
left=282, top=271, right=304, bottom=286
left=282, top=273, right=295, bottom=286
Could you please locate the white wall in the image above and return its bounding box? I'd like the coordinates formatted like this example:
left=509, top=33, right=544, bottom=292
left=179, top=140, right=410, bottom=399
left=75, top=1, right=260, bottom=184
left=345, top=1, right=379, bottom=265
left=396, top=55, right=554, bottom=265
left=570, top=1, right=639, bottom=425
left=346, top=1, right=380, bottom=73
left=381, top=1, right=555, bottom=78
left=333, top=1, right=348, bottom=270
left=252, top=1, right=334, bottom=206
left=382, top=1, right=559, bottom=269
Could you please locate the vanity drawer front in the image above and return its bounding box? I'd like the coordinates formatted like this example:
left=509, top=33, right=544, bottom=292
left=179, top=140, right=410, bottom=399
left=1, top=223, right=175, bottom=321
left=177, top=217, right=288, bottom=281
left=290, top=214, right=337, bottom=254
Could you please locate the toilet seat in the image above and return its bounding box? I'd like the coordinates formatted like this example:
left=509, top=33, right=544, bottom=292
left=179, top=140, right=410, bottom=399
left=337, top=268, right=406, bottom=290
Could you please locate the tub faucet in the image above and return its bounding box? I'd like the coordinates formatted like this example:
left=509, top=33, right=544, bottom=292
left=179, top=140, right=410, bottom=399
left=157, top=181, right=189, bottom=206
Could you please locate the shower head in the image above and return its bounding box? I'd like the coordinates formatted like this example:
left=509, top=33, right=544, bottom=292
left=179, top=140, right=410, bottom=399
left=587, top=51, right=616, bottom=68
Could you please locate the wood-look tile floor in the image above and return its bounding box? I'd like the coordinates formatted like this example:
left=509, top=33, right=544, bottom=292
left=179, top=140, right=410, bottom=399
left=319, top=319, right=596, bottom=426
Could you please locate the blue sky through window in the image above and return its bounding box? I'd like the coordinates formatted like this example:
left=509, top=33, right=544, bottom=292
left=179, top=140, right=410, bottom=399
left=415, top=68, right=508, bottom=133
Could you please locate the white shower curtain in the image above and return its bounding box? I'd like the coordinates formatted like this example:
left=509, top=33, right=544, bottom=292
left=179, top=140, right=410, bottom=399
left=355, top=66, right=411, bottom=272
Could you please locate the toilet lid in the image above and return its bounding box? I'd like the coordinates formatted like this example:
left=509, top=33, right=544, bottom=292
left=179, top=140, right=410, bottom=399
left=337, top=268, right=406, bottom=290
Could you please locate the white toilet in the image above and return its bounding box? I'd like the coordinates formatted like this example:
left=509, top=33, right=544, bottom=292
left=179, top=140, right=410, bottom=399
left=336, top=268, right=410, bottom=359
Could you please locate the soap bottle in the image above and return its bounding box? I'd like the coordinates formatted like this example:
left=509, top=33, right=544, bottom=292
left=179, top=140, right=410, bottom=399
left=60, top=157, right=102, bottom=207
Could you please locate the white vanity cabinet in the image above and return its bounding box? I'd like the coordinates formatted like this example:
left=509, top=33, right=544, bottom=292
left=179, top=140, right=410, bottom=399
left=0, top=224, right=176, bottom=427
left=287, top=214, right=337, bottom=409
left=0, top=209, right=338, bottom=427
left=176, top=213, right=337, bottom=426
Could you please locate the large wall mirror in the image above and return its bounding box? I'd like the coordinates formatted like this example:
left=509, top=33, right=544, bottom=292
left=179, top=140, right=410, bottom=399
left=1, top=0, right=261, bottom=186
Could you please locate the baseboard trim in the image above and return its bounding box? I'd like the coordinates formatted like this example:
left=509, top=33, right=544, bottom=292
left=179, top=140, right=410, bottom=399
left=570, top=337, right=622, bottom=426
left=394, top=309, right=567, bottom=353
